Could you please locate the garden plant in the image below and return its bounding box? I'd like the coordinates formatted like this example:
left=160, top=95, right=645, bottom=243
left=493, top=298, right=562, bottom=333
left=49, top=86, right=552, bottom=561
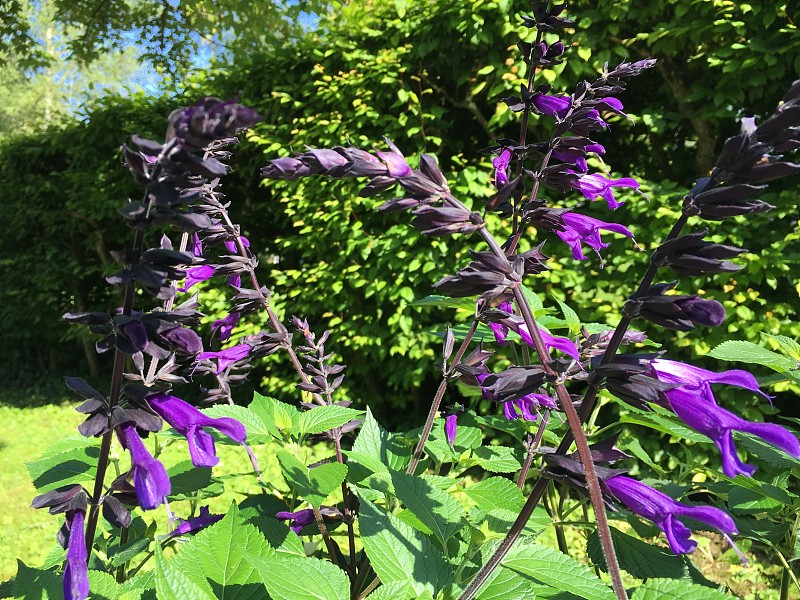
left=9, top=2, right=800, bottom=599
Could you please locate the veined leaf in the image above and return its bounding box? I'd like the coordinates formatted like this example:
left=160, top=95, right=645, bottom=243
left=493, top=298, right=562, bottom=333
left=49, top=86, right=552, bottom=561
left=708, top=341, right=796, bottom=372
left=295, top=405, right=363, bottom=436
left=631, top=578, right=730, bottom=599
left=277, top=450, right=348, bottom=507
left=391, top=471, right=465, bottom=552
left=248, top=555, right=349, bottom=600
left=357, top=492, right=452, bottom=596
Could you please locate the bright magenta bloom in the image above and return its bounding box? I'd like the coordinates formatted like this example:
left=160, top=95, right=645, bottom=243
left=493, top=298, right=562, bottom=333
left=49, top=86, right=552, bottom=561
left=555, top=212, right=636, bottom=265
left=571, top=172, right=639, bottom=209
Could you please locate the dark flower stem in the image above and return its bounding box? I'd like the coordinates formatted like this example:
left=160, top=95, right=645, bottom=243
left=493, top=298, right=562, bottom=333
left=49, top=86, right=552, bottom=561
left=452, top=194, right=627, bottom=600
left=334, top=435, right=358, bottom=583
left=517, top=409, right=549, bottom=489
left=84, top=228, right=145, bottom=555
left=510, top=28, right=544, bottom=239
left=461, top=211, right=693, bottom=599
left=312, top=505, right=343, bottom=570
left=218, top=210, right=323, bottom=403
left=406, top=320, right=478, bottom=475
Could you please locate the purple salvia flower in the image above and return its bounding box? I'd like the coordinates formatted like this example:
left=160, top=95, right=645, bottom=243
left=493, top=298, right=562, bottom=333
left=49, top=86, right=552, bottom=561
left=556, top=212, right=637, bottom=265
left=503, top=392, right=557, bottom=420
left=211, top=312, right=241, bottom=342
left=118, top=424, right=171, bottom=510
left=605, top=475, right=738, bottom=555
left=445, top=413, right=458, bottom=447
left=190, top=233, right=203, bottom=257
left=179, top=265, right=215, bottom=293
left=228, top=273, right=241, bottom=288
left=491, top=304, right=580, bottom=361
left=650, top=359, right=771, bottom=407
left=488, top=301, right=512, bottom=343
left=375, top=139, right=412, bottom=177
left=225, top=236, right=250, bottom=254
left=553, top=143, right=605, bottom=173
left=63, top=509, right=89, bottom=600
left=532, top=93, right=571, bottom=117
left=666, top=392, right=800, bottom=477
left=276, top=508, right=316, bottom=534
left=571, top=172, right=640, bottom=209
left=148, top=393, right=247, bottom=468
left=492, top=149, right=512, bottom=188
left=167, top=506, right=223, bottom=538
left=197, top=343, right=252, bottom=373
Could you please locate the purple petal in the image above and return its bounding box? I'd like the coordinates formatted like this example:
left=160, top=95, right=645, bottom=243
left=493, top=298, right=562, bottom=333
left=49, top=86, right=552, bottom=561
left=376, top=140, right=412, bottom=177
left=63, top=510, right=89, bottom=600
left=168, top=506, right=223, bottom=538
left=212, top=312, right=241, bottom=342
left=492, top=149, right=512, bottom=188
left=197, top=344, right=252, bottom=373
left=276, top=508, right=316, bottom=534
left=532, top=93, right=571, bottom=116
left=184, top=427, right=216, bottom=467
left=538, top=328, right=580, bottom=361
left=489, top=321, right=509, bottom=345
left=190, top=233, right=203, bottom=257
left=224, top=236, right=250, bottom=254
left=119, top=425, right=170, bottom=510
left=179, top=265, right=215, bottom=293
left=502, top=401, right=518, bottom=420
left=445, top=414, right=458, bottom=446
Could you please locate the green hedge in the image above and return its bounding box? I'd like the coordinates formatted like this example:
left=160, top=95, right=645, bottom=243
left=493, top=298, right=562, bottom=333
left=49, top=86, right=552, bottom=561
left=1, top=0, right=798, bottom=425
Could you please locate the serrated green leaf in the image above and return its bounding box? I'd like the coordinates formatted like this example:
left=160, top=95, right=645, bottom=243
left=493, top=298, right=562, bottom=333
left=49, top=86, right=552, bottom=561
left=464, top=477, right=524, bottom=513
left=472, top=446, right=521, bottom=473
left=735, top=431, right=800, bottom=470
left=277, top=450, right=348, bottom=507
left=201, top=404, right=275, bottom=444
left=297, top=405, right=363, bottom=436
left=587, top=527, right=715, bottom=586
left=763, top=333, right=800, bottom=361
left=366, top=580, right=419, bottom=600
left=247, top=393, right=284, bottom=439
left=520, top=284, right=545, bottom=316
left=474, top=563, right=536, bottom=600
left=88, top=570, right=121, bottom=599
left=166, top=460, right=212, bottom=500
left=352, top=408, right=411, bottom=472
left=728, top=483, right=789, bottom=514
left=620, top=436, right=664, bottom=475
left=109, top=536, right=151, bottom=567
left=411, top=294, right=477, bottom=310
left=154, top=543, right=216, bottom=600
left=503, top=539, right=615, bottom=599
left=249, top=517, right=306, bottom=557
left=357, top=493, right=452, bottom=596
left=170, top=504, right=273, bottom=599
left=554, top=297, right=581, bottom=335
left=708, top=341, right=796, bottom=372
left=25, top=436, right=99, bottom=492
left=117, top=571, right=156, bottom=600
left=12, top=561, right=62, bottom=600
left=631, top=578, right=730, bottom=599
left=391, top=471, right=465, bottom=551
left=248, top=555, right=349, bottom=600
left=619, top=412, right=711, bottom=444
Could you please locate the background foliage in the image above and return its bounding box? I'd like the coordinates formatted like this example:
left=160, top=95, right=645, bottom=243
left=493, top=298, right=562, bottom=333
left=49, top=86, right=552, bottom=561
left=1, top=0, right=798, bottom=426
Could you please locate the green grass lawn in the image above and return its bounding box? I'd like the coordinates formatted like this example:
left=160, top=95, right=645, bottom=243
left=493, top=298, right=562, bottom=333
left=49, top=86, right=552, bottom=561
left=0, top=403, right=84, bottom=581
